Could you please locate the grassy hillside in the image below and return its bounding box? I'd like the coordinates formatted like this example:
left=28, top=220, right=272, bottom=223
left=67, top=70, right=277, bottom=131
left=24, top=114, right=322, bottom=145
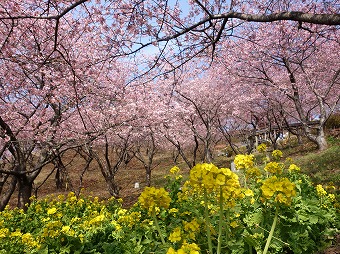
left=283, top=136, right=340, bottom=192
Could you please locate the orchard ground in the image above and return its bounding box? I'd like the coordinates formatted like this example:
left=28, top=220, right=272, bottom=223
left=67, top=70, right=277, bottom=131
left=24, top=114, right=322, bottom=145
left=29, top=134, right=340, bottom=208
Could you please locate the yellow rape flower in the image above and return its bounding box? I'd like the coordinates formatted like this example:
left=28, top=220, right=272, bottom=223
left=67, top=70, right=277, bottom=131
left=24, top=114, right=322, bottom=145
left=169, top=227, right=181, bottom=242
left=118, top=211, right=141, bottom=228
left=180, top=241, right=201, bottom=254
left=234, top=154, right=254, bottom=170
left=35, top=204, right=42, bottom=213
left=69, top=196, right=77, bottom=203
left=0, top=228, right=9, bottom=238
left=57, top=194, right=65, bottom=201
left=184, top=219, right=200, bottom=233
left=215, top=174, right=226, bottom=186
left=316, top=184, right=327, bottom=196
left=189, top=163, right=241, bottom=200
left=246, top=167, right=262, bottom=180
left=257, top=143, right=267, bottom=153
left=244, top=189, right=254, bottom=197
left=169, top=208, right=178, bottom=213
left=288, top=164, right=300, bottom=172
left=22, top=232, right=40, bottom=249
left=117, top=208, right=127, bottom=216
left=11, top=230, right=22, bottom=238
left=89, top=214, right=105, bottom=225
left=167, top=247, right=177, bottom=254
left=77, top=198, right=85, bottom=206
left=328, top=194, right=336, bottom=202
left=230, top=221, right=238, bottom=228
left=170, top=166, right=180, bottom=174
left=183, top=218, right=200, bottom=240
left=167, top=241, right=200, bottom=254
left=272, top=150, right=283, bottom=161
left=264, top=162, right=283, bottom=174
left=261, top=176, right=296, bottom=206
left=138, top=187, right=171, bottom=212
left=47, top=207, right=57, bottom=215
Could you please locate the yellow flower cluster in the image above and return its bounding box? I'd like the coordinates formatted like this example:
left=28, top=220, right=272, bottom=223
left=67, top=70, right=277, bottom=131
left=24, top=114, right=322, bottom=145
left=257, top=143, right=267, bottom=153
left=271, top=150, right=283, bottom=161
left=169, top=227, right=182, bottom=242
left=42, top=221, right=63, bottom=238
left=183, top=218, right=200, bottom=240
left=47, top=207, right=57, bottom=215
left=261, top=176, right=296, bottom=206
left=245, top=167, right=262, bottom=180
left=244, top=189, right=254, bottom=197
left=288, top=164, right=300, bottom=172
left=21, top=232, right=40, bottom=249
left=316, top=184, right=327, bottom=196
left=0, top=193, right=133, bottom=253
left=0, top=227, right=9, bottom=238
left=167, top=241, right=200, bottom=254
left=264, top=162, right=283, bottom=174
left=234, top=154, right=254, bottom=170
left=328, top=193, right=336, bottom=202
left=61, top=225, right=76, bottom=237
left=189, top=163, right=241, bottom=202
left=230, top=221, right=238, bottom=228
left=118, top=211, right=141, bottom=228
left=170, top=166, right=180, bottom=174
left=138, top=187, right=171, bottom=212
left=88, top=214, right=105, bottom=226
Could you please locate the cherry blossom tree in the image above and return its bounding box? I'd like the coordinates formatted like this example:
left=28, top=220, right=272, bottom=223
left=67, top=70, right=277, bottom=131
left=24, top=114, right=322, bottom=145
left=215, top=21, right=339, bottom=150
left=131, top=85, right=167, bottom=187
left=154, top=65, right=234, bottom=164
left=0, top=0, right=339, bottom=210
left=1, top=0, right=339, bottom=78
left=0, top=2, right=131, bottom=209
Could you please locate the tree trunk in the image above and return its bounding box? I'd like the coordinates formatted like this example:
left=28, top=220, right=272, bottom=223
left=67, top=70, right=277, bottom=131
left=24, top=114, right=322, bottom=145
left=105, top=175, right=120, bottom=198
left=315, top=128, right=328, bottom=151
left=54, top=155, right=72, bottom=190
left=146, top=168, right=151, bottom=187
left=0, top=176, right=17, bottom=211
left=17, top=175, right=33, bottom=211
left=272, top=141, right=278, bottom=150
left=297, top=133, right=303, bottom=144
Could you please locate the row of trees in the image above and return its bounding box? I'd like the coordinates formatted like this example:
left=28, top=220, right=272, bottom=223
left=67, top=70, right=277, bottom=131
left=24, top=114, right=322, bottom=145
left=0, top=0, right=339, bottom=209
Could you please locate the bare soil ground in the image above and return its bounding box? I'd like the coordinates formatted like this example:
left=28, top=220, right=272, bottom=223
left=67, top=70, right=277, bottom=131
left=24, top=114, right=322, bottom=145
left=32, top=150, right=191, bottom=208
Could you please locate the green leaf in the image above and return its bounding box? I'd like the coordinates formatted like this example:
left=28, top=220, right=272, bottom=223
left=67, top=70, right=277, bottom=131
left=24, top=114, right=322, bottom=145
left=298, top=214, right=309, bottom=222
left=141, top=239, right=153, bottom=244
left=309, top=215, right=319, bottom=224
left=243, top=235, right=258, bottom=247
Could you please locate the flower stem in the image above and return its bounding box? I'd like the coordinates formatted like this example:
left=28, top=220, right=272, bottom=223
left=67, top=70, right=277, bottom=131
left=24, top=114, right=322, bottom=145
left=217, top=187, right=224, bottom=254
left=204, top=189, right=213, bottom=254
left=152, top=207, right=165, bottom=245
left=225, top=209, right=230, bottom=245
left=249, top=243, right=253, bottom=254
left=263, top=206, right=279, bottom=254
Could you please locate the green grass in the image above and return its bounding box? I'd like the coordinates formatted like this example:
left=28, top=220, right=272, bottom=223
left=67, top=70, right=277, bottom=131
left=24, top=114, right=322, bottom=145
left=293, top=144, right=340, bottom=189
left=210, top=135, right=340, bottom=193
left=279, top=136, right=340, bottom=192
left=152, top=136, right=340, bottom=192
